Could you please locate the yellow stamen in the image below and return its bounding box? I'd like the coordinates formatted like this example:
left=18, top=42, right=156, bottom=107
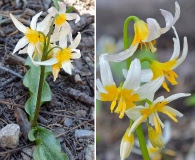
left=55, top=14, right=67, bottom=26
left=100, top=85, right=140, bottom=118
left=25, top=28, right=40, bottom=44
left=150, top=59, right=178, bottom=92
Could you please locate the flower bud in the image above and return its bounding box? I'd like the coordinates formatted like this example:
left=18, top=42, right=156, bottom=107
left=148, top=126, right=164, bottom=148
left=120, top=128, right=134, bottom=160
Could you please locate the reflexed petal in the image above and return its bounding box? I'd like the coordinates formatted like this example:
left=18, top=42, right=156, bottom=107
left=164, top=106, right=183, bottom=117
left=18, top=46, right=27, bottom=54
left=31, top=12, right=42, bottom=30
left=59, top=34, right=68, bottom=48
left=165, top=93, right=191, bottom=103
left=71, top=49, right=81, bottom=59
left=13, top=36, right=28, bottom=54
left=62, top=61, right=73, bottom=74
left=27, top=44, right=35, bottom=60
left=10, top=13, right=27, bottom=33
left=123, top=59, right=141, bottom=90
left=99, top=54, right=115, bottom=87
left=174, top=37, right=188, bottom=68
left=66, top=13, right=80, bottom=23
left=96, top=91, right=101, bottom=100
left=155, top=112, right=165, bottom=128
left=62, top=22, right=73, bottom=42
left=51, top=25, right=61, bottom=43
left=135, top=77, right=164, bottom=101
left=48, top=6, right=58, bottom=16
left=105, top=43, right=138, bottom=62
left=162, top=121, right=171, bottom=144
left=34, top=58, right=58, bottom=66
left=58, top=2, right=66, bottom=13
left=96, top=79, right=107, bottom=93
left=69, top=32, right=81, bottom=49
left=125, top=106, right=144, bottom=121
left=145, top=18, right=161, bottom=42
left=152, top=96, right=165, bottom=105
left=141, top=69, right=153, bottom=82
left=122, top=69, right=128, bottom=78
left=129, top=115, right=147, bottom=133
left=170, top=27, right=180, bottom=60
left=37, top=14, right=52, bottom=32
left=161, top=2, right=180, bottom=34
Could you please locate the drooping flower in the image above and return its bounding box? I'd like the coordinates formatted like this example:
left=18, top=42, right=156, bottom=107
left=47, top=0, right=80, bottom=42
left=150, top=27, right=188, bottom=92
left=10, top=12, right=50, bottom=60
left=120, top=127, right=134, bottom=160
left=34, top=32, right=81, bottom=81
left=105, top=2, right=180, bottom=62
left=126, top=93, right=190, bottom=135
left=96, top=55, right=163, bottom=118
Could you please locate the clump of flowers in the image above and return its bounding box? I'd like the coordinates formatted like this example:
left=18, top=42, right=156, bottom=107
left=10, top=0, right=80, bottom=159
left=96, top=2, right=190, bottom=160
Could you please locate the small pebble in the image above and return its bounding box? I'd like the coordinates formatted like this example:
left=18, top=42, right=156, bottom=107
left=64, top=118, right=73, bottom=127
left=75, top=129, right=94, bottom=139
left=0, top=124, right=20, bottom=148
left=76, top=110, right=87, bottom=118
left=85, top=144, right=94, bottom=160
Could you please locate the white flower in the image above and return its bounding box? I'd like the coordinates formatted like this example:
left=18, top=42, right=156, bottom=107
left=34, top=32, right=81, bottom=81
left=10, top=12, right=50, bottom=60
left=96, top=55, right=163, bottom=118
left=48, top=0, right=80, bottom=42
left=105, top=2, right=180, bottom=62
left=126, top=93, right=191, bottom=135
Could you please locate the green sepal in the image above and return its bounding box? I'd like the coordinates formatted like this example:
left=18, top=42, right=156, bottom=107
left=23, top=57, right=52, bottom=121
left=28, top=126, right=69, bottom=160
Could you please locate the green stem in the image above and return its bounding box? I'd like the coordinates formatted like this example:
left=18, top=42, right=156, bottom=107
left=135, top=124, right=150, bottom=160
left=123, top=16, right=139, bottom=69
left=32, top=66, right=46, bottom=127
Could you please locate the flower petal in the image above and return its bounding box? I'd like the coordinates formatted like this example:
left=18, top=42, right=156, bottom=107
left=13, top=36, right=28, bottom=54
left=135, top=76, right=164, bottom=101
left=34, top=58, right=58, bottom=66
left=48, top=6, right=58, bottom=16
left=165, top=93, right=191, bottom=103
left=153, top=96, right=165, bottom=105
left=96, top=91, right=102, bottom=100
left=162, top=121, right=171, bottom=144
left=160, top=2, right=180, bottom=34
left=105, top=43, right=138, bottom=62
left=10, top=13, right=27, bottom=33
left=69, top=32, right=81, bottom=49
left=122, top=58, right=141, bottom=90
left=27, top=44, right=35, bottom=60
left=31, top=11, right=42, bottom=30
left=71, top=49, right=81, bottom=59
left=174, top=37, right=188, bottom=68
left=129, top=115, right=147, bottom=134
left=58, top=2, right=66, bottom=13
left=164, top=106, right=183, bottom=117
left=99, top=54, right=115, bottom=87
left=96, top=79, right=107, bottom=93
left=37, top=14, right=52, bottom=33
left=18, top=46, right=27, bottom=54
left=141, top=69, right=153, bottom=82
left=125, top=106, right=144, bottom=121
left=51, top=25, right=61, bottom=43
left=170, top=27, right=180, bottom=60
left=145, top=18, right=161, bottom=42
left=66, top=13, right=80, bottom=23
left=62, top=61, right=73, bottom=74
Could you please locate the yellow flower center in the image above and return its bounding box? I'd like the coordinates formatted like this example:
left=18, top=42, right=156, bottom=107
left=56, top=48, right=72, bottom=64
left=25, top=28, right=40, bottom=44
left=132, top=20, right=156, bottom=53
left=55, top=14, right=67, bottom=26
left=100, top=85, right=140, bottom=118
left=140, top=101, right=178, bottom=134
left=150, top=59, right=178, bottom=92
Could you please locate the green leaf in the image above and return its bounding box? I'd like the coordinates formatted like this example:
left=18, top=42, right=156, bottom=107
left=29, top=126, right=69, bottom=160
left=185, top=94, right=195, bottom=106
left=23, top=57, right=52, bottom=121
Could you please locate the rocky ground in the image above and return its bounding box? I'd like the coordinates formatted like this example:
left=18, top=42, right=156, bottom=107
left=0, top=0, right=94, bottom=160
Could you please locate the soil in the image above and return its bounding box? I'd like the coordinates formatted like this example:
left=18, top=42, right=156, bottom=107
left=0, top=0, right=94, bottom=160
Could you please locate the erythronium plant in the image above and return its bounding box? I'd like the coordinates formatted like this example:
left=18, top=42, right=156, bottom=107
left=96, top=1, right=190, bottom=160
left=10, top=0, right=80, bottom=159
